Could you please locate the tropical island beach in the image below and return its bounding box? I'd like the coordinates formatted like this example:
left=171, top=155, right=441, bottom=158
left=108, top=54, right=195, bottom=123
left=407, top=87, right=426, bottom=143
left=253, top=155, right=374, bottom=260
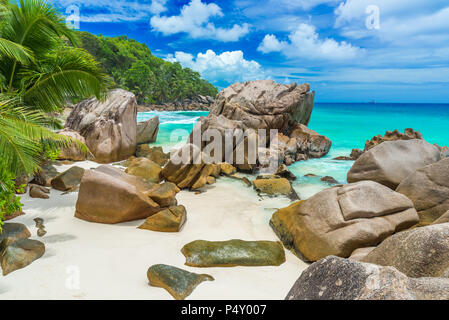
left=1, top=0, right=449, bottom=303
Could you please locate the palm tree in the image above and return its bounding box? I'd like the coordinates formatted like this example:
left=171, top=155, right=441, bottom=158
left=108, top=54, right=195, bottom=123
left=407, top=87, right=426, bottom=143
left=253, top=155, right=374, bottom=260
left=0, top=0, right=109, bottom=227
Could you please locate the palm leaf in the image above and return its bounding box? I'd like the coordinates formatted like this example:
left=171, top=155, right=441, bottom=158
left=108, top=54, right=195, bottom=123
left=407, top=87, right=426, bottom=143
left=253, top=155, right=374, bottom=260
left=0, top=38, right=34, bottom=64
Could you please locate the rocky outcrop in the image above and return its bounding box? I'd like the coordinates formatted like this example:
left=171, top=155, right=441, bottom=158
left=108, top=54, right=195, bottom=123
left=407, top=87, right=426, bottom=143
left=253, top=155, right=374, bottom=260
left=139, top=95, right=215, bottom=112
left=147, top=264, right=214, bottom=300
left=161, top=144, right=219, bottom=190
left=396, top=158, right=449, bottom=225
left=65, top=89, right=138, bottom=163
left=57, top=129, right=90, bottom=161
left=139, top=205, right=186, bottom=232
left=363, top=223, right=449, bottom=278
left=286, top=256, right=449, bottom=300
left=32, top=163, right=58, bottom=187
left=0, top=238, right=45, bottom=276
left=188, top=81, right=328, bottom=169
left=182, top=240, right=286, bottom=267
left=137, top=116, right=159, bottom=145
left=347, top=140, right=441, bottom=189
left=270, top=181, right=419, bottom=262
left=365, top=128, right=423, bottom=151
left=51, top=166, right=85, bottom=191
left=125, top=157, right=162, bottom=183
left=75, top=165, right=162, bottom=224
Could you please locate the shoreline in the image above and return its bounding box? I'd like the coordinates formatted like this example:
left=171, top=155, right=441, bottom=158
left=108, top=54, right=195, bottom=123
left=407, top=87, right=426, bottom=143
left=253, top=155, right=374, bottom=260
left=1, top=161, right=308, bottom=300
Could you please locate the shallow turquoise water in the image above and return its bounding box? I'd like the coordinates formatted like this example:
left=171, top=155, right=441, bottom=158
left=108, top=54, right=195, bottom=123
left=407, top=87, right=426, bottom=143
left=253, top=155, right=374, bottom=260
left=138, top=104, right=449, bottom=199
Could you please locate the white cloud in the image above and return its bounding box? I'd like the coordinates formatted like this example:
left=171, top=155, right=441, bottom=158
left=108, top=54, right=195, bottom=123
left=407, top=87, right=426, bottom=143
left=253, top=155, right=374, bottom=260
left=166, top=50, right=264, bottom=84
left=150, top=0, right=250, bottom=42
left=259, top=23, right=363, bottom=61
left=149, top=0, right=168, bottom=15
left=257, top=34, right=287, bottom=53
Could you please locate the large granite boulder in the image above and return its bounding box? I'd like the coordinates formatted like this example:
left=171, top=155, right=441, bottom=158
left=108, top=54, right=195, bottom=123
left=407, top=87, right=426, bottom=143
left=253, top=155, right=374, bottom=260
left=57, top=129, right=90, bottom=161
left=286, top=256, right=449, bottom=300
left=146, top=182, right=180, bottom=207
left=65, top=89, right=137, bottom=163
left=253, top=177, right=294, bottom=197
left=0, top=238, right=45, bottom=276
left=136, top=145, right=169, bottom=167
left=347, top=140, right=441, bottom=189
left=162, top=144, right=219, bottom=190
left=139, top=206, right=186, bottom=232
left=210, top=80, right=314, bottom=130
left=147, top=264, right=214, bottom=300
left=32, top=163, right=58, bottom=187
left=363, top=223, right=449, bottom=278
left=287, top=123, right=332, bottom=159
left=75, top=165, right=161, bottom=224
left=433, top=211, right=449, bottom=225
left=0, top=223, right=31, bottom=243
left=137, top=116, right=159, bottom=145
left=396, top=158, right=449, bottom=225
left=270, top=180, right=419, bottom=262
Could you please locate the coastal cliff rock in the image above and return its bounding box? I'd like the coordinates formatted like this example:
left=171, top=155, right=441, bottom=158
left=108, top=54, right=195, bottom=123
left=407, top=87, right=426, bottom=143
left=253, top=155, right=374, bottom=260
left=363, top=223, right=449, bottom=278
left=396, top=158, right=449, bottom=225
left=75, top=165, right=162, bottom=224
left=286, top=256, right=449, bottom=300
left=147, top=264, right=214, bottom=300
left=270, top=181, right=419, bottom=262
left=347, top=140, right=441, bottom=189
left=137, top=116, right=159, bottom=145
left=65, top=89, right=137, bottom=163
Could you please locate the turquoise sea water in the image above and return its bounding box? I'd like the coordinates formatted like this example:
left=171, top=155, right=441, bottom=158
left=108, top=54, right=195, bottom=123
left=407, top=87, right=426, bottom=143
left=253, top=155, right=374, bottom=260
left=138, top=103, right=449, bottom=199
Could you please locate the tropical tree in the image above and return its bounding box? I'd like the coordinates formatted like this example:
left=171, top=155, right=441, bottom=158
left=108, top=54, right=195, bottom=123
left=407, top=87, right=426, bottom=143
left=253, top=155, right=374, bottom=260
left=0, top=0, right=109, bottom=229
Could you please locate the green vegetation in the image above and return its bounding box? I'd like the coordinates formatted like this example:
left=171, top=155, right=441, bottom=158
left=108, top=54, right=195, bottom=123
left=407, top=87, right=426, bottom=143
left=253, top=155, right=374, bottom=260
left=0, top=0, right=109, bottom=230
left=78, top=32, right=218, bottom=104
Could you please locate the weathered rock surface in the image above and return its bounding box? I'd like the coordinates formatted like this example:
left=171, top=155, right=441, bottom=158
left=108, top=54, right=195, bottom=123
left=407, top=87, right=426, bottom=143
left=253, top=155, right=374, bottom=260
left=365, top=128, right=423, bottom=151
left=433, top=211, right=449, bottom=225
left=125, top=157, right=162, bottom=183
left=396, top=158, right=449, bottom=225
left=0, top=223, right=31, bottom=243
left=0, top=238, right=45, bottom=276
left=286, top=256, right=449, bottom=300
left=75, top=165, right=161, bottom=224
left=135, top=145, right=169, bottom=167
left=29, top=185, right=50, bottom=199
left=57, top=129, right=90, bottom=161
left=363, top=223, right=449, bottom=278
left=65, top=89, right=137, bottom=163
left=137, top=116, right=159, bottom=145
left=276, top=164, right=296, bottom=181
left=162, top=144, right=219, bottom=190
left=270, top=181, right=419, bottom=262
left=347, top=140, right=441, bottom=189
left=220, top=163, right=236, bottom=176
left=287, top=123, right=332, bottom=160
left=181, top=240, right=286, bottom=267
left=349, top=247, right=376, bottom=262
left=147, top=264, right=214, bottom=300
left=253, top=177, right=293, bottom=196
left=51, top=166, right=85, bottom=191
left=145, top=182, right=180, bottom=207
left=139, top=206, right=186, bottom=232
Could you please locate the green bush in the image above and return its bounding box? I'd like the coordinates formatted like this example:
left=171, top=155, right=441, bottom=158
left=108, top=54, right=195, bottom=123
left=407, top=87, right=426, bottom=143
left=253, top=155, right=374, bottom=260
left=0, top=168, right=24, bottom=233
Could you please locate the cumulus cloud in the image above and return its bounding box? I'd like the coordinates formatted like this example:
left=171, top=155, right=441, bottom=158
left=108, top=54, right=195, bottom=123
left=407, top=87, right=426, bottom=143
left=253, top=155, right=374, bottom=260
left=149, top=0, right=168, bottom=15
left=166, top=50, right=264, bottom=85
left=150, top=0, right=250, bottom=42
left=258, top=23, right=363, bottom=61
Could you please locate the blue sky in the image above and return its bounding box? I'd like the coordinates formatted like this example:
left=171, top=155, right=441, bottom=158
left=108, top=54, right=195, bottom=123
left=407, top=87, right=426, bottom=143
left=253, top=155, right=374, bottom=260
left=48, top=0, right=449, bottom=103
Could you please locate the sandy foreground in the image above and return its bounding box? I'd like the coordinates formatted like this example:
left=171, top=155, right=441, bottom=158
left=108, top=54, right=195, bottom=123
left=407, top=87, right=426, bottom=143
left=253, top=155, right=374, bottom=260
left=0, top=161, right=308, bottom=300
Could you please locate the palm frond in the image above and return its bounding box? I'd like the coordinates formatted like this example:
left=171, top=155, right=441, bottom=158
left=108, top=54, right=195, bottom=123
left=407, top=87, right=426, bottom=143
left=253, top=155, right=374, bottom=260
left=22, top=47, right=110, bottom=112
left=0, top=38, right=34, bottom=64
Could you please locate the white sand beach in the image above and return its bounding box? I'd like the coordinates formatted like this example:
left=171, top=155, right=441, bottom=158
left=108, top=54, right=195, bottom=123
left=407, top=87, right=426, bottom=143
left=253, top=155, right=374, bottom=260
left=0, top=161, right=308, bottom=300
